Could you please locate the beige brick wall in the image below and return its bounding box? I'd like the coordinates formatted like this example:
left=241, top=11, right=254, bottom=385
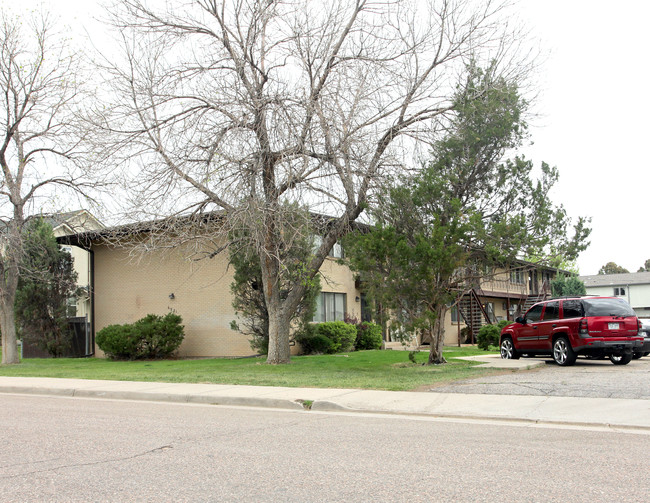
left=93, top=243, right=361, bottom=358
left=317, top=256, right=363, bottom=321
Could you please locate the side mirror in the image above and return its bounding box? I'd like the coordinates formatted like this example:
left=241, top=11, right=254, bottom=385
left=515, top=316, right=526, bottom=325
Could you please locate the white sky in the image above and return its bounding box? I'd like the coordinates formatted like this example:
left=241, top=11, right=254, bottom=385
left=520, top=1, right=650, bottom=274
left=4, top=0, right=649, bottom=275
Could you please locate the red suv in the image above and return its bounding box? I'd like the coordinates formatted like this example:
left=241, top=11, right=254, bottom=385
left=500, top=296, right=643, bottom=366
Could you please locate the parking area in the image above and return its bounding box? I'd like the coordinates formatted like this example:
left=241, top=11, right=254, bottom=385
left=433, top=356, right=650, bottom=399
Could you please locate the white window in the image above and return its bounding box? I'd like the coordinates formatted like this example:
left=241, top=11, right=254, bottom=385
left=66, top=297, right=77, bottom=317
left=312, top=235, right=343, bottom=258
left=329, top=242, right=343, bottom=258
left=313, top=292, right=346, bottom=322
left=614, top=287, right=626, bottom=296
left=510, top=269, right=525, bottom=284
left=483, top=302, right=496, bottom=323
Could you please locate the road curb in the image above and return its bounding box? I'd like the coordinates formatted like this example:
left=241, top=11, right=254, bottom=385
left=0, top=385, right=307, bottom=411
left=2, top=377, right=649, bottom=432
left=308, top=399, right=650, bottom=432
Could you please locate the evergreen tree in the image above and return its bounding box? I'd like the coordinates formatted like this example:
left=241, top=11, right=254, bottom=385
left=345, top=64, right=590, bottom=364
left=15, top=219, right=79, bottom=357
left=551, top=276, right=587, bottom=297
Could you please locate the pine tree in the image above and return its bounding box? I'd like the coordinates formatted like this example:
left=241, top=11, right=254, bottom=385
left=15, top=219, right=79, bottom=357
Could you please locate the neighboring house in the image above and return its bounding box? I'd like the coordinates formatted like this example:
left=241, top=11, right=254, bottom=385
left=580, top=272, right=650, bottom=318
left=61, top=217, right=363, bottom=358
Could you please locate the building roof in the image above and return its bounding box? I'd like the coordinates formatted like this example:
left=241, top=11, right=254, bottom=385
left=57, top=210, right=365, bottom=249
left=580, top=272, right=650, bottom=287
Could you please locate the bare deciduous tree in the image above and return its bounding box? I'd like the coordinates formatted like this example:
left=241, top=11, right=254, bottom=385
left=0, top=12, right=99, bottom=364
left=100, top=0, right=532, bottom=364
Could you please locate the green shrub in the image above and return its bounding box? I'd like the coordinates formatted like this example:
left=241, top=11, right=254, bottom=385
left=294, top=326, right=334, bottom=355
left=247, top=332, right=269, bottom=355
left=497, top=320, right=511, bottom=331
left=96, top=313, right=184, bottom=360
left=314, top=321, right=356, bottom=353
left=477, top=324, right=501, bottom=350
left=135, top=313, right=185, bottom=359
left=355, top=322, right=382, bottom=350
left=295, top=321, right=357, bottom=354
left=96, top=323, right=140, bottom=360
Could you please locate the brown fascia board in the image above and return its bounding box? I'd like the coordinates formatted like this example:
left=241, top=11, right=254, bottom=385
left=504, top=258, right=571, bottom=276
left=56, top=210, right=367, bottom=249
left=56, top=211, right=227, bottom=250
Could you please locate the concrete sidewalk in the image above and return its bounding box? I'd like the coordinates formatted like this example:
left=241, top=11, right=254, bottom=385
left=1, top=376, right=648, bottom=431
left=454, top=353, right=547, bottom=369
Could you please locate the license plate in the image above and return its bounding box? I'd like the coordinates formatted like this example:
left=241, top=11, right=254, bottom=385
left=608, top=323, right=620, bottom=330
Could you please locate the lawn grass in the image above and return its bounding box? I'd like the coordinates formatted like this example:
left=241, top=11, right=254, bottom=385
left=0, top=347, right=501, bottom=391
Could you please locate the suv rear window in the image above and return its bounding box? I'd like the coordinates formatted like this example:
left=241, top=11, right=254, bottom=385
left=582, top=298, right=635, bottom=317
left=542, top=302, right=559, bottom=321
left=562, top=300, right=583, bottom=318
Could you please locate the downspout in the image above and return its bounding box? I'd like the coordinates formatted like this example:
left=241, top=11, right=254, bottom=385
left=89, top=248, right=95, bottom=356
left=627, top=284, right=631, bottom=307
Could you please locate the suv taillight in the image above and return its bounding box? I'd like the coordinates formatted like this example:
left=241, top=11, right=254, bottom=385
left=639, top=318, right=643, bottom=336
left=579, top=318, right=589, bottom=336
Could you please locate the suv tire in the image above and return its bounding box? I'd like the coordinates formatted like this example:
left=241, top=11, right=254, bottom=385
left=553, top=336, right=577, bottom=366
left=500, top=337, right=520, bottom=360
left=609, top=353, right=633, bottom=365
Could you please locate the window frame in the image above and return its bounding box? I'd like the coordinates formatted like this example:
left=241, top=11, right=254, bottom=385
left=313, top=292, right=347, bottom=322
left=542, top=301, right=560, bottom=321
left=525, top=304, right=544, bottom=322
left=510, top=269, right=525, bottom=285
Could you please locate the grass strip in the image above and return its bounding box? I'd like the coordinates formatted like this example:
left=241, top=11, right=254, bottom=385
left=0, top=347, right=502, bottom=391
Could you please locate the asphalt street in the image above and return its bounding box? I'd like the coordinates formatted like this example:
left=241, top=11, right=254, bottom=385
left=1, top=394, right=648, bottom=503
left=433, top=356, right=650, bottom=399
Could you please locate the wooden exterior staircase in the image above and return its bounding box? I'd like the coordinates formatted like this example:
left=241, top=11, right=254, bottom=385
left=457, top=289, right=493, bottom=343
left=521, top=280, right=551, bottom=314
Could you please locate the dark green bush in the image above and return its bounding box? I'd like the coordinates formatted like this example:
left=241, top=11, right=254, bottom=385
left=497, top=320, right=511, bottom=331
left=96, top=313, right=184, bottom=360
left=294, top=326, right=334, bottom=355
left=135, top=313, right=185, bottom=359
left=355, top=322, right=382, bottom=350
left=314, top=321, right=356, bottom=353
left=96, top=323, right=140, bottom=360
left=477, top=324, right=501, bottom=351
left=295, top=321, right=356, bottom=354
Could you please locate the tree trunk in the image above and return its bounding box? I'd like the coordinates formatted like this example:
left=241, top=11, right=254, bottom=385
left=428, top=304, right=448, bottom=365
left=1, top=214, right=22, bottom=365
left=0, top=294, right=19, bottom=364
left=259, top=225, right=294, bottom=364
left=266, top=309, right=291, bottom=364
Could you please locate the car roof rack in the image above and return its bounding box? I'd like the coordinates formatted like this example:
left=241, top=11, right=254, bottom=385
left=549, top=295, right=597, bottom=300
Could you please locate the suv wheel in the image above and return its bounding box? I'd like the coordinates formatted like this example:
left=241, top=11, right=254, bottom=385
left=500, top=337, right=520, bottom=360
left=609, top=353, right=633, bottom=365
left=553, top=337, right=577, bottom=366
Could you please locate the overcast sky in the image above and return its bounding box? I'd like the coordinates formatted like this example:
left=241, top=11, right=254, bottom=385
left=4, top=0, right=648, bottom=275
left=520, top=1, right=650, bottom=275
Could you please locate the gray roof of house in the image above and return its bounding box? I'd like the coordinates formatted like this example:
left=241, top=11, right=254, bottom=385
left=580, top=272, right=650, bottom=287
left=42, top=210, right=86, bottom=230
